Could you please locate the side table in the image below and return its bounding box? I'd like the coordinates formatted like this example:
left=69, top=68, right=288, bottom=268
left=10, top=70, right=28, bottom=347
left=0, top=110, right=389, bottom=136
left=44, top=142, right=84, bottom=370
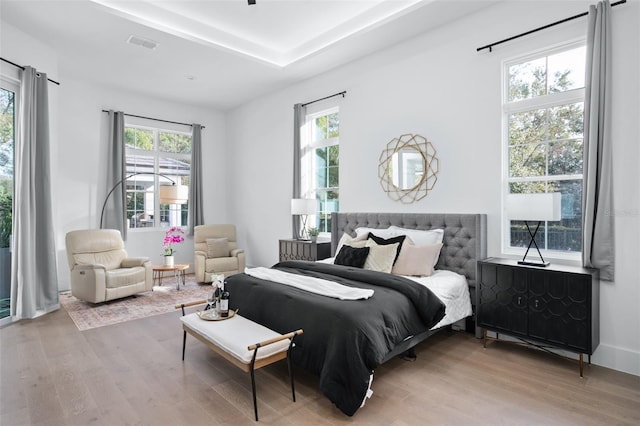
left=279, top=239, right=331, bottom=262
left=153, top=264, right=189, bottom=290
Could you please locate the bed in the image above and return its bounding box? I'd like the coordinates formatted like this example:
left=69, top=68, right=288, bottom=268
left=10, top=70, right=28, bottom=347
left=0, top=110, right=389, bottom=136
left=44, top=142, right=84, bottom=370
left=224, top=212, right=487, bottom=416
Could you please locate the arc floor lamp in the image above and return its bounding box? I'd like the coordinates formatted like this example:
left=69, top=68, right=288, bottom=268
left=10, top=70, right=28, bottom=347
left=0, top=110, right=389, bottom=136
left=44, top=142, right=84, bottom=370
left=100, top=172, right=188, bottom=229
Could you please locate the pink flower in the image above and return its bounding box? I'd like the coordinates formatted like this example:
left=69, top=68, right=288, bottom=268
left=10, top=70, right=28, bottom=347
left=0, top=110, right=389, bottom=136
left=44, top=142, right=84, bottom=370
left=163, top=227, right=185, bottom=255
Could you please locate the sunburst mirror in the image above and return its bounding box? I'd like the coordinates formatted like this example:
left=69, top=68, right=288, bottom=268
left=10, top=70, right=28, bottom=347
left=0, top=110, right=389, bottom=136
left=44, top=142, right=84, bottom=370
left=378, top=133, right=439, bottom=203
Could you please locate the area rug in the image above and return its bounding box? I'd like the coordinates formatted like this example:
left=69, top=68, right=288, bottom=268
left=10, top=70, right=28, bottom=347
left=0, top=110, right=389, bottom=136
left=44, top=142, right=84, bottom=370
left=61, top=274, right=214, bottom=331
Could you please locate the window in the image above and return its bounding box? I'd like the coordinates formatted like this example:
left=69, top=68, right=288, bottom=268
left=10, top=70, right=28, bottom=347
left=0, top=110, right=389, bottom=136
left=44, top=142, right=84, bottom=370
left=302, top=108, right=339, bottom=234
left=125, top=124, right=191, bottom=229
left=503, top=42, right=586, bottom=255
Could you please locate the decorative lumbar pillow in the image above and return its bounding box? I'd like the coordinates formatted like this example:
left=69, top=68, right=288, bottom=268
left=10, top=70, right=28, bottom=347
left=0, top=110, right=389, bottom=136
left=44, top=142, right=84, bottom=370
left=367, top=233, right=406, bottom=264
left=364, top=239, right=398, bottom=273
left=334, top=245, right=370, bottom=268
left=391, top=242, right=444, bottom=277
left=335, top=232, right=367, bottom=256
left=206, top=238, right=229, bottom=258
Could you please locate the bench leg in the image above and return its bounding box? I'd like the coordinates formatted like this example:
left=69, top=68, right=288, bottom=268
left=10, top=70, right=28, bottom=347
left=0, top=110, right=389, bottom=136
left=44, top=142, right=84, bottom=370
left=182, top=331, right=187, bottom=361
left=250, top=365, right=259, bottom=421
left=287, top=353, right=296, bottom=403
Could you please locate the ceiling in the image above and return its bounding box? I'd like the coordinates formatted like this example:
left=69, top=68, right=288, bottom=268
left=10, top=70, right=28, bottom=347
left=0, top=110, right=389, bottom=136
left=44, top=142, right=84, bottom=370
left=1, top=0, right=497, bottom=110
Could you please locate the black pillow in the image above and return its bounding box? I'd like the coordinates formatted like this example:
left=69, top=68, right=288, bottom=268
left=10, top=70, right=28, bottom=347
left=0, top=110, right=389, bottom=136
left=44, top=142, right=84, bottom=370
left=367, top=233, right=406, bottom=264
left=334, top=245, right=370, bottom=268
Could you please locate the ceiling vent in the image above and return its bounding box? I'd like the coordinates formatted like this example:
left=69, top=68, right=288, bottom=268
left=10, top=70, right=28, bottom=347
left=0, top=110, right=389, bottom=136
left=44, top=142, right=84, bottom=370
left=126, top=35, right=158, bottom=50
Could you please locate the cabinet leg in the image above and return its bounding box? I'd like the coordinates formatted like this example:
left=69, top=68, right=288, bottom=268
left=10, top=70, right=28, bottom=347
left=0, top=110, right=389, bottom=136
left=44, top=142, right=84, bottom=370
left=588, top=354, right=591, bottom=365
left=483, top=328, right=487, bottom=348
left=579, top=353, right=584, bottom=378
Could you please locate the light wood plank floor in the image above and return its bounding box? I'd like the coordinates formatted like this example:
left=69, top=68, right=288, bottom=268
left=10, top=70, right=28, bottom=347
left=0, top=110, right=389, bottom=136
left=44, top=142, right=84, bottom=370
left=1, top=306, right=639, bottom=425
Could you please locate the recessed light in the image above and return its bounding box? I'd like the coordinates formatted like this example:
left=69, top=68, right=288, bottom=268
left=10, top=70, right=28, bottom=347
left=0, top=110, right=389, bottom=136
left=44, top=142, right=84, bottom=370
left=185, top=75, right=196, bottom=81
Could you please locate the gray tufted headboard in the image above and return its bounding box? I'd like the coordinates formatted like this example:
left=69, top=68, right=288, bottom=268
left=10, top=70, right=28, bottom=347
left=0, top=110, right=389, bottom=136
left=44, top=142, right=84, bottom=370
left=330, top=212, right=487, bottom=293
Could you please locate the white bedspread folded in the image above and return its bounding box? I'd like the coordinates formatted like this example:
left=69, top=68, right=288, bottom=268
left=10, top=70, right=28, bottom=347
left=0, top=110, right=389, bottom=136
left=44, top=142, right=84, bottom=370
left=244, top=267, right=374, bottom=300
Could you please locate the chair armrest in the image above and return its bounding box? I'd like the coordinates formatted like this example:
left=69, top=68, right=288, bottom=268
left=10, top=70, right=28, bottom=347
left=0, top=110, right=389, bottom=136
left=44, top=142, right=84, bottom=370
left=122, top=257, right=150, bottom=268
left=231, top=248, right=244, bottom=257
left=74, top=263, right=107, bottom=272
left=195, top=250, right=207, bottom=259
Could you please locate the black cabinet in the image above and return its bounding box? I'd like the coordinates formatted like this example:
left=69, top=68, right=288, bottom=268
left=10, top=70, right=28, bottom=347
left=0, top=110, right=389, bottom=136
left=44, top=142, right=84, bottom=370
left=279, top=239, right=331, bottom=262
left=477, top=258, right=599, bottom=376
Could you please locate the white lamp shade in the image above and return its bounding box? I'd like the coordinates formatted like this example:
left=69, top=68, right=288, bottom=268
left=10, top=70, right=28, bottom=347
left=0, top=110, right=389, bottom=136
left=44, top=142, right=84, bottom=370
left=160, top=184, right=188, bottom=204
left=291, top=198, right=316, bottom=215
left=507, top=193, right=561, bottom=221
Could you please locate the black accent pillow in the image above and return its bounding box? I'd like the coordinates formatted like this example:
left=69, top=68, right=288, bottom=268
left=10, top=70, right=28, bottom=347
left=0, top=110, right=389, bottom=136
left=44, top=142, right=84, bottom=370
left=368, top=233, right=406, bottom=264
left=334, top=245, right=370, bottom=268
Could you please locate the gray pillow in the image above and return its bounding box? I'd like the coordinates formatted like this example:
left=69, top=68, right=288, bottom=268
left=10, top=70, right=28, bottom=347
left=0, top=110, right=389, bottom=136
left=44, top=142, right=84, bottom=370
left=206, top=238, right=229, bottom=258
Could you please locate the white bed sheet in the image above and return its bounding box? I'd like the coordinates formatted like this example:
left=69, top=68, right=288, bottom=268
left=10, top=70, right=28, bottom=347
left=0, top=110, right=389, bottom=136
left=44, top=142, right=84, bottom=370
left=317, top=257, right=471, bottom=329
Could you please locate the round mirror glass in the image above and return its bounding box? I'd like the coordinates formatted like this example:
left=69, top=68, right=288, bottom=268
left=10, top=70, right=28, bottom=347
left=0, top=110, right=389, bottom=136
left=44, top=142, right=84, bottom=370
left=390, top=148, right=425, bottom=190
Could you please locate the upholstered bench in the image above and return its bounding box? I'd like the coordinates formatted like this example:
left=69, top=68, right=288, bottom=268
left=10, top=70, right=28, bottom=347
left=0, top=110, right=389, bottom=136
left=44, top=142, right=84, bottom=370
left=176, top=300, right=303, bottom=421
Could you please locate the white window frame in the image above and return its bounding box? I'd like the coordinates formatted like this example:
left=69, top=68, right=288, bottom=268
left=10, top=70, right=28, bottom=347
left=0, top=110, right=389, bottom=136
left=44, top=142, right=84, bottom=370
left=501, top=39, right=586, bottom=261
left=301, top=106, right=339, bottom=237
left=124, top=122, right=191, bottom=231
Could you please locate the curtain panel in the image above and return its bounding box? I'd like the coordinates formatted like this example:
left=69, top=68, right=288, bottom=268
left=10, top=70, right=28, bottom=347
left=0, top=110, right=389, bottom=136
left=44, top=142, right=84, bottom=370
left=188, top=123, right=204, bottom=235
left=582, top=0, right=615, bottom=280
left=103, top=110, right=126, bottom=238
left=10, top=66, right=59, bottom=319
left=292, top=103, right=306, bottom=239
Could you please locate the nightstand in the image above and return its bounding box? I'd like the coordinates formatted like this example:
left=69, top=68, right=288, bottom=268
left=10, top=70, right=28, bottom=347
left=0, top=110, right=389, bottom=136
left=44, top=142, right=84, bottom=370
left=477, top=257, right=599, bottom=376
left=279, top=239, right=331, bottom=262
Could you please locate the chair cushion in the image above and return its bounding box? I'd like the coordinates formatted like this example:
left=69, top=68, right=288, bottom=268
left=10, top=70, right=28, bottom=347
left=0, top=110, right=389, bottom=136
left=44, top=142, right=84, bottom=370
left=206, top=238, right=230, bottom=258
left=206, top=256, right=239, bottom=273
left=180, top=313, right=290, bottom=363
left=106, top=266, right=147, bottom=288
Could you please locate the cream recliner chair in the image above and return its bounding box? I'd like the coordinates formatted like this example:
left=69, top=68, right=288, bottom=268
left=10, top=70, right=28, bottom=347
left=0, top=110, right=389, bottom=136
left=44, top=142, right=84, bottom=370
left=65, top=229, right=153, bottom=303
left=194, top=224, right=245, bottom=283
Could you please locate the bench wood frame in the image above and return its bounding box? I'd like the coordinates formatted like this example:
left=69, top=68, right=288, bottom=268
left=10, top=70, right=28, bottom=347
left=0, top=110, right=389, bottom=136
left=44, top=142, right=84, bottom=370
left=177, top=300, right=303, bottom=421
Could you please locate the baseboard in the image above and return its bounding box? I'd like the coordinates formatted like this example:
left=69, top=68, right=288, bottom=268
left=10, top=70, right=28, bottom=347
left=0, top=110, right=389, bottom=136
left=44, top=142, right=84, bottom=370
left=592, top=343, right=640, bottom=377
left=483, top=331, right=640, bottom=377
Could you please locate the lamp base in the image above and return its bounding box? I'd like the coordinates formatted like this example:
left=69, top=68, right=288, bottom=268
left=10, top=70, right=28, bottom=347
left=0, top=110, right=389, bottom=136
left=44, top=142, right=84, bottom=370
left=517, top=260, right=550, bottom=267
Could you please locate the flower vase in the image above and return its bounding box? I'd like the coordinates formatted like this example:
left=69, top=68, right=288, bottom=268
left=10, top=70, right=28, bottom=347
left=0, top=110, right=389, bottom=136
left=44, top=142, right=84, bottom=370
left=164, top=255, right=174, bottom=267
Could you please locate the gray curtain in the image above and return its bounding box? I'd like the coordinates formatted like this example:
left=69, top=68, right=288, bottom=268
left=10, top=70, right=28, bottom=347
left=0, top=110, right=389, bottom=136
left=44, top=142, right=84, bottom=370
left=582, top=0, right=614, bottom=280
left=188, top=124, right=203, bottom=235
left=103, top=110, right=126, bottom=238
left=292, top=103, right=306, bottom=239
left=10, top=66, right=59, bottom=319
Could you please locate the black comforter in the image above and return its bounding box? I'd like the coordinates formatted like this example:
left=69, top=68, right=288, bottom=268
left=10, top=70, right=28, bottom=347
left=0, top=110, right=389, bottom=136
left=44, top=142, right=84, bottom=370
left=224, top=261, right=445, bottom=416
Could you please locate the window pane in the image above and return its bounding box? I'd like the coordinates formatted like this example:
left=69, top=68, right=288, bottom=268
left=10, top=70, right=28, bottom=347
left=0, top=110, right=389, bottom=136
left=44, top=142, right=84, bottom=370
left=549, top=139, right=583, bottom=175
left=547, top=179, right=582, bottom=251
left=125, top=128, right=153, bottom=150
left=548, top=46, right=586, bottom=93
left=509, top=109, right=548, bottom=145
left=327, top=113, right=339, bottom=138
left=508, top=57, right=547, bottom=102
left=317, top=189, right=338, bottom=233
left=549, top=103, right=583, bottom=140
left=509, top=143, right=546, bottom=177
left=328, top=144, right=339, bottom=166
left=313, top=116, right=327, bottom=141
left=159, top=131, right=191, bottom=154
left=328, top=166, right=339, bottom=188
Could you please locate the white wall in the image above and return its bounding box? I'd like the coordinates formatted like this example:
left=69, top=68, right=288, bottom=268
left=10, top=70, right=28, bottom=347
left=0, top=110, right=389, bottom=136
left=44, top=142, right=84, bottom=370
left=226, top=1, right=640, bottom=376
left=1, top=21, right=229, bottom=292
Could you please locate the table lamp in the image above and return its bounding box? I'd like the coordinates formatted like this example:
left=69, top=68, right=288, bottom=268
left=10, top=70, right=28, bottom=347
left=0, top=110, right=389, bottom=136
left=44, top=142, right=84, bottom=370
left=506, top=192, right=561, bottom=266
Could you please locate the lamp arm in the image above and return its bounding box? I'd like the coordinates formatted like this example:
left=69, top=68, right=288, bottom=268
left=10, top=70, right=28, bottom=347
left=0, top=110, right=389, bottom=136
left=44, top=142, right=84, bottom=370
left=100, top=172, right=176, bottom=229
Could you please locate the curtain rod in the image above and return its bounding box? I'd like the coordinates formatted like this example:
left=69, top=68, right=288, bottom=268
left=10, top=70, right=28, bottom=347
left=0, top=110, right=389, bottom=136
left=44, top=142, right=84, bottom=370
left=301, top=90, right=346, bottom=107
left=1, top=57, right=61, bottom=85
left=101, top=110, right=205, bottom=129
left=477, top=0, right=626, bottom=52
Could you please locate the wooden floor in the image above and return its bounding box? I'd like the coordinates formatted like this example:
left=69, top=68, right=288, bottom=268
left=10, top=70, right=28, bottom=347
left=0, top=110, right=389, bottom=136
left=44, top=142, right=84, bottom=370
left=1, top=307, right=639, bottom=426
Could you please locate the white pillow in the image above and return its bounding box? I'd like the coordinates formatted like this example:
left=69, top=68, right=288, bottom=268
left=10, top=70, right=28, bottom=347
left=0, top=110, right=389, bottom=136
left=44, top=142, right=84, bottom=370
left=335, top=232, right=367, bottom=256
left=354, top=226, right=395, bottom=240
left=388, top=226, right=444, bottom=246
left=391, top=242, right=443, bottom=277
left=363, top=239, right=398, bottom=274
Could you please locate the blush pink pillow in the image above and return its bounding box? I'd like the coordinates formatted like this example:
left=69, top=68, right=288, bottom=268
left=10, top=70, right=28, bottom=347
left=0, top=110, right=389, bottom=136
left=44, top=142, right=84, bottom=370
left=391, top=242, right=443, bottom=277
